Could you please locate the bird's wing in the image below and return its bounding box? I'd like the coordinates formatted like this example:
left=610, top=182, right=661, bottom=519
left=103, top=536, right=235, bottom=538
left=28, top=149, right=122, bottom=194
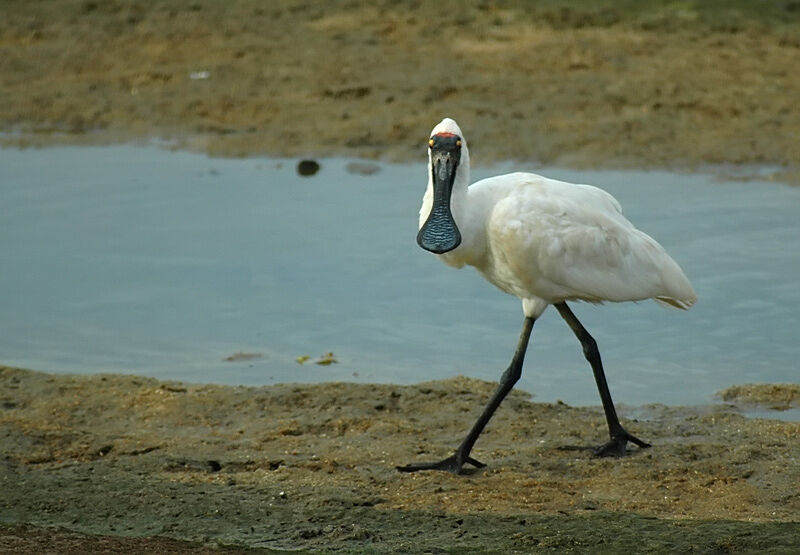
left=486, top=177, right=695, bottom=308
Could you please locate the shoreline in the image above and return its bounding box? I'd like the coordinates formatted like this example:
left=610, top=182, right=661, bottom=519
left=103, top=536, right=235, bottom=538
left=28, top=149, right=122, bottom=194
left=3, top=137, right=797, bottom=200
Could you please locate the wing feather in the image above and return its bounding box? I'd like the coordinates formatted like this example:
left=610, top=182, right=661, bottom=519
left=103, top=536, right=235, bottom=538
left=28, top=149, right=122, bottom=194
left=485, top=175, right=696, bottom=308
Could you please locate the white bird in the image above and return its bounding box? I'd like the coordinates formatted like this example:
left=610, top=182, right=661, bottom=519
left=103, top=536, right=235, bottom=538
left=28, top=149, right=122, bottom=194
left=398, top=118, right=696, bottom=474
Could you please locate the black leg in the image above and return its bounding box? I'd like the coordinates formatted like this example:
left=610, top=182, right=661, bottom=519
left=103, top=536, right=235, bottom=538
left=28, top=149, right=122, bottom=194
left=397, top=316, right=536, bottom=474
left=554, top=302, right=650, bottom=456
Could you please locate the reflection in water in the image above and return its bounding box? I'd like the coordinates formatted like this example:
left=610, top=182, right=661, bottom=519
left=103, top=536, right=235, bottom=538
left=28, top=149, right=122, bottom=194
left=0, top=146, right=798, bottom=406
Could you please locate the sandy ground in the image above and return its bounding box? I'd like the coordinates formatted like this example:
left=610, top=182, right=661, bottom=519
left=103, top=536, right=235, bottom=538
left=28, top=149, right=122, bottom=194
left=2, top=1, right=800, bottom=553
left=2, top=1, right=800, bottom=180
left=1, top=366, right=799, bottom=553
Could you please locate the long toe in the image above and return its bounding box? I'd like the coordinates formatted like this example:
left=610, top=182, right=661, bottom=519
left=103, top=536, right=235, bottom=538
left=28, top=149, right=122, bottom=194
left=593, top=430, right=651, bottom=457
left=396, top=455, right=485, bottom=474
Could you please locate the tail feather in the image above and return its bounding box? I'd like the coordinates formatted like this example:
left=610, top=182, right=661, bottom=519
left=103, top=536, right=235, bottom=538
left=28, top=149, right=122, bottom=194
left=654, top=295, right=695, bottom=310
left=653, top=250, right=697, bottom=310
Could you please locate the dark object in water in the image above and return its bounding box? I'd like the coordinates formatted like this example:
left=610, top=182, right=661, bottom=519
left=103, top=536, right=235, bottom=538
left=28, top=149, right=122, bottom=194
left=297, top=159, right=320, bottom=176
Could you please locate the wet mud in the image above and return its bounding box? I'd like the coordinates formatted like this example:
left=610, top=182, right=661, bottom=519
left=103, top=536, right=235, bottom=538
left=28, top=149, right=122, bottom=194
left=1, top=367, right=798, bottom=552
left=2, top=1, right=800, bottom=181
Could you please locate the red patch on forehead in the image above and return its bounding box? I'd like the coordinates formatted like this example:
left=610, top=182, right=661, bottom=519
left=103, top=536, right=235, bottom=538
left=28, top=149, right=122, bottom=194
left=434, top=132, right=457, bottom=138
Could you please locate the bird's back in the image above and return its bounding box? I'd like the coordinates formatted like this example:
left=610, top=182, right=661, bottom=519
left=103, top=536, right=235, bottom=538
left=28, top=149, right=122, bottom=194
left=470, top=173, right=696, bottom=309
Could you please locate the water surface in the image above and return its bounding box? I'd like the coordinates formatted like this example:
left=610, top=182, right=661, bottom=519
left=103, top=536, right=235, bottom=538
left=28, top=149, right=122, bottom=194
left=1, top=146, right=798, bottom=406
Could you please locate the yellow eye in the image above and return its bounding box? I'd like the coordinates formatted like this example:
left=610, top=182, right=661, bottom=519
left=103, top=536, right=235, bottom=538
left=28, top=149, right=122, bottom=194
left=428, top=139, right=434, bottom=147
left=456, top=139, right=462, bottom=147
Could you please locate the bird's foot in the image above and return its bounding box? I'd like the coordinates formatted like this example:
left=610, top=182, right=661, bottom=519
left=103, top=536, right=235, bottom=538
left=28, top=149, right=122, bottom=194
left=593, top=429, right=651, bottom=457
left=396, top=453, right=486, bottom=474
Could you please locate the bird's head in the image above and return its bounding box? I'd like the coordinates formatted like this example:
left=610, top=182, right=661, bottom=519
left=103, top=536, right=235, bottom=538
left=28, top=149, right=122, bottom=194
left=418, top=118, right=468, bottom=254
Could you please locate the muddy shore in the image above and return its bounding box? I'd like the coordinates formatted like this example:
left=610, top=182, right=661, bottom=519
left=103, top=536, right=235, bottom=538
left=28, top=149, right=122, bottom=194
left=2, top=1, right=800, bottom=180
left=2, top=1, right=800, bottom=552
left=2, top=366, right=799, bottom=553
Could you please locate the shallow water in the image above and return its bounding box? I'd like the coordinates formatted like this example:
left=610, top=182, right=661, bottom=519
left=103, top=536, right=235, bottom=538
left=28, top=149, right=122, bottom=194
left=1, top=146, right=798, bottom=407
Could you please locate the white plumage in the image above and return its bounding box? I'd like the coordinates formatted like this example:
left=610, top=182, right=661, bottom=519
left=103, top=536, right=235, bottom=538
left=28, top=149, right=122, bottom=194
left=399, top=117, right=696, bottom=474
left=419, top=118, right=696, bottom=317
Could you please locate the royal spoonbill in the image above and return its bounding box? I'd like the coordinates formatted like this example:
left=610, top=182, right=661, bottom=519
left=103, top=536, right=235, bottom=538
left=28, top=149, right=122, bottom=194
left=397, top=118, right=696, bottom=474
